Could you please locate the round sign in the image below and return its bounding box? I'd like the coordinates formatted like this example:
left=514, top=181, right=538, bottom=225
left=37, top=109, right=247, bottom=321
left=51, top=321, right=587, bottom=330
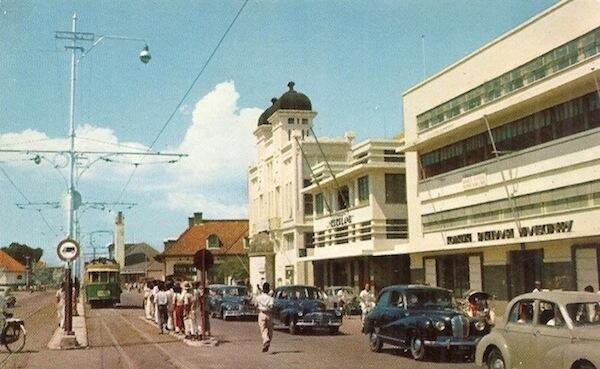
left=193, top=249, right=214, bottom=271
left=56, top=239, right=80, bottom=262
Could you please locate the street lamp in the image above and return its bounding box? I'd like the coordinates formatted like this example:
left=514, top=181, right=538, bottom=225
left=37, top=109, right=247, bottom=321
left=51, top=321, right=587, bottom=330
left=139, top=44, right=151, bottom=64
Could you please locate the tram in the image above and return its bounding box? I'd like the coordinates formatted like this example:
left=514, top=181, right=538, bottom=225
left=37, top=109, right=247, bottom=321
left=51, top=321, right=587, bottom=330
left=84, top=258, right=122, bottom=308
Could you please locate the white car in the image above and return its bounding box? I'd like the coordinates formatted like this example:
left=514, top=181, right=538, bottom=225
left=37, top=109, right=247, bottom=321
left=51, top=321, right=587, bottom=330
left=475, top=291, right=600, bottom=369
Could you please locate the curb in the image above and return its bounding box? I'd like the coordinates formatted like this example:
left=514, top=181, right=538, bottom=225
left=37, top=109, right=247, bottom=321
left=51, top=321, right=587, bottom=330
left=137, top=316, right=218, bottom=347
left=47, top=301, right=88, bottom=350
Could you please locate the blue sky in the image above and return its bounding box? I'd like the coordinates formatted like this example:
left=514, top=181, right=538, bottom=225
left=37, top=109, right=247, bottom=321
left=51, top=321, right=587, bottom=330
left=0, top=0, right=557, bottom=265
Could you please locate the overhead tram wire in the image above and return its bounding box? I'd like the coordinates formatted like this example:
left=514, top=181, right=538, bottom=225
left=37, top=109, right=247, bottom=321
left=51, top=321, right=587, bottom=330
left=109, top=0, right=250, bottom=211
left=0, top=164, right=60, bottom=237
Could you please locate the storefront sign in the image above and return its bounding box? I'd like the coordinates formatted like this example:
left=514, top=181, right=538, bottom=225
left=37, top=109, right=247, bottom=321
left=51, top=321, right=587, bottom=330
left=446, top=220, right=574, bottom=245
left=329, top=214, right=353, bottom=228
left=462, top=172, right=487, bottom=190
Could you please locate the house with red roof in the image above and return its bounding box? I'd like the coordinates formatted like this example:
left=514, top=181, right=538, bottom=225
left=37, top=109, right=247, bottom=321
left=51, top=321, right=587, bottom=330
left=157, top=212, right=249, bottom=284
left=0, top=250, right=26, bottom=286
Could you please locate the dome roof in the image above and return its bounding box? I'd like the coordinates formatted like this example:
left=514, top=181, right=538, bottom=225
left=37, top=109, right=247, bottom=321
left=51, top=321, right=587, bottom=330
left=257, top=98, right=278, bottom=126
left=277, top=81, right=312, bottom=111
left=256, top=82, right=312, bottom=127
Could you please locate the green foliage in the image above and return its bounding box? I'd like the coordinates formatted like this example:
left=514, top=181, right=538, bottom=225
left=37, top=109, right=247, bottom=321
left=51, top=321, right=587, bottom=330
left=208, top=256, right=249, bottom=284
left=2, top=242, right=43, bottom=267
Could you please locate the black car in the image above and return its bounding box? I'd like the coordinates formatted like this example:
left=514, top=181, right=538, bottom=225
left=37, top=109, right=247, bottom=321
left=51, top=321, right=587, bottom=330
left=207, top=285, right=257, bottom=320
left=363, top=285, right=489, bottom=361
left=272, top=285, right=342, bottom=335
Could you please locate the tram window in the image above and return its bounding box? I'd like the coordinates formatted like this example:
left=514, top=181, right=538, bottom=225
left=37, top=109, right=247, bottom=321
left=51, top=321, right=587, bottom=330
left=90, top=272, right=100, bottom=283
left=108, top=273, right=117, bottom=283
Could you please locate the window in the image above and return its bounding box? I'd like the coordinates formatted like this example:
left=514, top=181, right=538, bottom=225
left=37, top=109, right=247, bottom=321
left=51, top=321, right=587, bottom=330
left=508, top=300, right=534, bottom=324
left=284, top=233, right=295, bottom=250
left=386, top=219, right=408, bottom=239
left=334, top=226, right=348, bottom=244
left=385, top=174, right=406, bottom=204
left=303, top=194, right=313, bottom=216
left=304, top=232, right=314, bottom=248
left=303, top=179, right=311, bottom=188
left=207, top=234, right=220, bottom=249
left=537, top=301, right=565, bottom=327
left=357, top=176, right=369, bottom=203
left=337, top=186, right=350, bottom=210
left=436, top=254, right=469, bottom=297
left=288, top=117, right=295, bottom=124
left=302, top=118, right=308, bottom=125
left=174, top=264, right=195, bottom=275
left=315, top=193, right=324, bottom=215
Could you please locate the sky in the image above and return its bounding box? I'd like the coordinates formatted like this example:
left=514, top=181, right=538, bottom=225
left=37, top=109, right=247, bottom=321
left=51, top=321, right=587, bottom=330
left=0, top=0, right=558, bottom=265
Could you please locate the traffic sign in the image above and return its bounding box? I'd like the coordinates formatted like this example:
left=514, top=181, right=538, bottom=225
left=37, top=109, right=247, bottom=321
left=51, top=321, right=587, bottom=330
left=56, top=238, right=80, bottom=262
left=193, top=249, right=214, bottom=271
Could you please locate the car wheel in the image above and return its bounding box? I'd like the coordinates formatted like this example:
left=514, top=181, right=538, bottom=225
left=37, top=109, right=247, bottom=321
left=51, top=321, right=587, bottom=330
left=410, top=335, right=426, bottom=361
left=288, top=319, right=298, bottom=335
left=576, top=362, right=596, bottom=369
left=368, top=328, right=382, bottom=353
left=487, top=348, right=506, bottom=369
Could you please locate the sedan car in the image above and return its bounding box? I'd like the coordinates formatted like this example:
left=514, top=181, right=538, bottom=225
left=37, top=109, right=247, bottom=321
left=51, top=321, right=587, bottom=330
left=475, top=291, right=600, bottom=369
left=207, top=285, right=257, bottom=320
left=363, top=285, right=489, bottom=361
left=272, top=285, right=343, bottom=334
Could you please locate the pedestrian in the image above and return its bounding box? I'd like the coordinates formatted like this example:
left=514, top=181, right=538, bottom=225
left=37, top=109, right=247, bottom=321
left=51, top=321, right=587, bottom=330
left=197, top=286, right=211, bottom=338
left=152, top=280, right=160, bottom=324
left=336, top=288, right=347, bottom=315
left=55, top=281, right=66, bottom=328
left=144, top=281, right=154, bottom=320
left=183, top=282, right=195, bottom=338
left=173, top=284, right=185, bottom=334
left=533, top=281, right=542, bottom=292
left=165, top=281, right=175, bottom=331
left=255, top=282, right=274, bottom=352
left=72, top=277, right=80, bottom=317
left=155, top=282, right=169, bottom=334
left=359, top=283, right=375, bottom=328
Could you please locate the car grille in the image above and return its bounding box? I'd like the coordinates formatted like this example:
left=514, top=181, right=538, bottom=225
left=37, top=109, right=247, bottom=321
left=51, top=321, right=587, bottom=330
left=451, top=315, right=470, bottom=338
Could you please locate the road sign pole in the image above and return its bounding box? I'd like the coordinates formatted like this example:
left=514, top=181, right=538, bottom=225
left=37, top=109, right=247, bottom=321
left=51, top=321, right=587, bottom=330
left=64, top=264, right=73, bottom=334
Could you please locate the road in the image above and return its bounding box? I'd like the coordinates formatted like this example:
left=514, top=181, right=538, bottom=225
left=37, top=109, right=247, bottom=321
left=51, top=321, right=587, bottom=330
left=0, top=291, right=479, bottom=369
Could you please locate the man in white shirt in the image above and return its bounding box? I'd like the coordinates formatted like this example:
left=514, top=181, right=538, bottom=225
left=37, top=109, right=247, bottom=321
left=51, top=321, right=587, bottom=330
left=255, top=282, right=274, bottom=352
left=155, top=282, right=169, bottom=334
left=359, top=283, right=375, bottom=327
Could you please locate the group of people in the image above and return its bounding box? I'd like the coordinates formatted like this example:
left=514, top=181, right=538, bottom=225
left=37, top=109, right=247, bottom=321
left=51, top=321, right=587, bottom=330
left=142, top=280, right=210, bottom=339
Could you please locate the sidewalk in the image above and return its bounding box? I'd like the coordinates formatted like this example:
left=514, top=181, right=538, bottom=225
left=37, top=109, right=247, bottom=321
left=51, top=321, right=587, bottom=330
left=47, top=301, right=88, bottom=350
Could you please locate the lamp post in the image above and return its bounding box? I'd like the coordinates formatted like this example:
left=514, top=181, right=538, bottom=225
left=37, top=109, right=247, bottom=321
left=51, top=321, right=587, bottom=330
left=55, top=13, right=152, bottom=336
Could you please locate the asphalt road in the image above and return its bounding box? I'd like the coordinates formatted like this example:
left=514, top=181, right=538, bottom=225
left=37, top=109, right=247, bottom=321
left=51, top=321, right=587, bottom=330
left=0, top=291, right=480, bottom=369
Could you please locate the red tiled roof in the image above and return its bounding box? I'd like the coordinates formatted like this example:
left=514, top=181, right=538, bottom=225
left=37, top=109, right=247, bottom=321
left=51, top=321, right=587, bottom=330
left=0, top=250, right=26, bottom=273
left=162, top=219, right=249, bottom=257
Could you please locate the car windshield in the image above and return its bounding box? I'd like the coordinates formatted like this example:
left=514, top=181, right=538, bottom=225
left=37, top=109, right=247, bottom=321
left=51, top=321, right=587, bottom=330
left=405, top=289, right=453, bottom=309
left=566, top=301, right=600, bottom=326
left=221, top=287, right=247, bottom=297
left=287, top=287, right=325, bottom=300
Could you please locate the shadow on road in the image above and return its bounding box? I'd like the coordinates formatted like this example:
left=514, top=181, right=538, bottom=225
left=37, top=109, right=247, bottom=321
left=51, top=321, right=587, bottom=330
left=270, top=350, right=303, bottom=355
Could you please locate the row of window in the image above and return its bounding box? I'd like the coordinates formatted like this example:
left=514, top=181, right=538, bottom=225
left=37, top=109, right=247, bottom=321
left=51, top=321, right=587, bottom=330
left=312, top=174, right=407, bottom=216
left=422, top=179, right=600, bottom=232
left=420, top=91, right=600, bottom=179
left=417, top=26, right=600, bottom=132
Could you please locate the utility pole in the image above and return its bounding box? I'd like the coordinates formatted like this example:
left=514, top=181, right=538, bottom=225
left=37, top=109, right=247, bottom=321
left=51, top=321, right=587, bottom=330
left=0, top=14, right=186, bottom=343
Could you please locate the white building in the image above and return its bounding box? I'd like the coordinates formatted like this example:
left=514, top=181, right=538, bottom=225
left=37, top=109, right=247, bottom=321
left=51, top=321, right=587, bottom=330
left=403, top=0, right=600, bottom=300
left=248, top=82, right=352, bottom=289
left=0, top=250, right=26, bottom=286
left=302, top=138, right=410, bottom=292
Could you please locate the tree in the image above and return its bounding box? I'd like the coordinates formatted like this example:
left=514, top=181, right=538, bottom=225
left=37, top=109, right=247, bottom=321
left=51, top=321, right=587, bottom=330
left=209, top=256, right=249, bottom=284
left=1, top=242, right=43, bottom=267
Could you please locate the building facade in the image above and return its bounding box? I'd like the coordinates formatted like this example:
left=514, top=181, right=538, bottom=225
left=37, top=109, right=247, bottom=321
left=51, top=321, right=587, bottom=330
left=248, top=82, right=352, bottom=290
left=0, top=250, right=26, bottom=286
left=302, top=138, right=411, bottom=293
left=403, top=0, right=600, bottom=300
left=158, top=212, right=249, bottom=283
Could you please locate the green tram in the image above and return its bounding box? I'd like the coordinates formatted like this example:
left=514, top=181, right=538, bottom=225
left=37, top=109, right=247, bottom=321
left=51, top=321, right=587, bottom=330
left=84, top=258, right=122, bottom=308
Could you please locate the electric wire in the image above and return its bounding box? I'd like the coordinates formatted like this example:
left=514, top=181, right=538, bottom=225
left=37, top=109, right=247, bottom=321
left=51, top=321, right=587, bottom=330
left=0, top=164, right=60, bottom=237
left=108, top=0, right=250, bottom=212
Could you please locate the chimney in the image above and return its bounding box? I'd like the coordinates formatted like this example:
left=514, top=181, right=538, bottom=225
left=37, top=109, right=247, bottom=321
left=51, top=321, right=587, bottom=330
left=114, top=211, right=125, bottom=268
left=188, top=212, right=204, bottom=228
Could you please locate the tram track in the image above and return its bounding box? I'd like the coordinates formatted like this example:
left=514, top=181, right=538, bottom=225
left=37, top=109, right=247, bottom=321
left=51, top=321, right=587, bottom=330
left=94, top=309, right=193, bottom=369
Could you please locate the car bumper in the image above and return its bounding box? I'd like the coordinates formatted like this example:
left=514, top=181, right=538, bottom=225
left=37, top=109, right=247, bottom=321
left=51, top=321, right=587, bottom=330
left=423, top=337, right=481, bottom=349
left=296, top=319, right=342, bottom=327
left=223, top=310, right=258, bottom=317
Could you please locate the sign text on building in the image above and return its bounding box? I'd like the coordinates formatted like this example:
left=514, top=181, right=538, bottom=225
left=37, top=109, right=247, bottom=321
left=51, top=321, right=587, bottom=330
left=446, top=220, right=574, bottom=245
left=329, top=214, right=353, bottom=228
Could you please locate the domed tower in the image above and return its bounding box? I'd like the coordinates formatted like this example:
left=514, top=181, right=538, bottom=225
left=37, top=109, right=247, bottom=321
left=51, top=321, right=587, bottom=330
left=255, top=81, right=317, bottom=149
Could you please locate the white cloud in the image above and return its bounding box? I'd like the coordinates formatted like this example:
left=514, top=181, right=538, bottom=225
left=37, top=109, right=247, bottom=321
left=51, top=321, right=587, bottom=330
left=0, top=81, right=260, bottom=219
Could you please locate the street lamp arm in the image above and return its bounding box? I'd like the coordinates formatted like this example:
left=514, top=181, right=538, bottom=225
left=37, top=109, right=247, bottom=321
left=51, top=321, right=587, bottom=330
left=80, top=35, right=148, bottom=60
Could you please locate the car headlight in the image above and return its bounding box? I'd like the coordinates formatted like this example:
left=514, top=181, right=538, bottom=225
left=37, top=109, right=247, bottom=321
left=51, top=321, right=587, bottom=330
left=475, top=320, right=486, bottom=331
left=335, top=310, right=342, bottom=316
left=297, top=311, right=303, bottom=316
left=435, top=321, right=446, bottom=331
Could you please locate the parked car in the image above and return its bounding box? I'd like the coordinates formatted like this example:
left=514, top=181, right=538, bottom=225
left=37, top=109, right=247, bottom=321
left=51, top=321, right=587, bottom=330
left=207, top=285, right=257, bottom=320
left=324, top=286, right=362, bottom=315
left=363, top=285, right=489, bottom=361
left=0, top=287, right=16, bottom=308
left=475, top=291, right=600, bottom=369
left=272, top=285, right=343, bottom=335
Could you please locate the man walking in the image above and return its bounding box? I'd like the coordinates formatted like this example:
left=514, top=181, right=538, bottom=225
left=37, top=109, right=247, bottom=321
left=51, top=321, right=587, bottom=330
left=256, top=282, right=274, bottom=352
left=155, top=282, right=169, bottom=334
left=359, top=283, right=375, bottom=328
